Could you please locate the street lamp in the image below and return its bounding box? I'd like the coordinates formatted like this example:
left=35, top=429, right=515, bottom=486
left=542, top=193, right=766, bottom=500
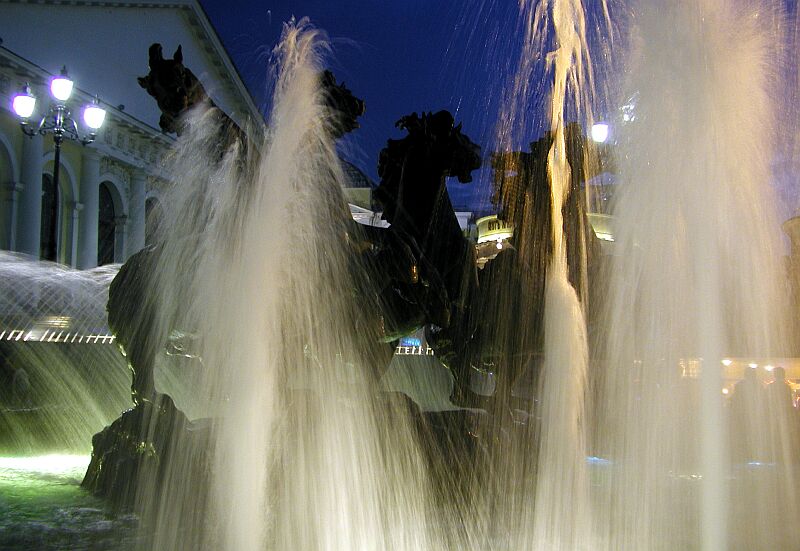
left=591, top=122, right=609, bottom=143
left=11, top=66, right=106, bottom=198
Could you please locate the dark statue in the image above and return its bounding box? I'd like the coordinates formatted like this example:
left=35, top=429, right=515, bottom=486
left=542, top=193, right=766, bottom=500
left=449, top=125, right=611, bottom=411
left=84, top=43, right=448, bottom=504
left=370, top=111, right=481, bottom=339
left=137, top=44, right=203, bottom=136
left=83, top=42, right=606, bottom=506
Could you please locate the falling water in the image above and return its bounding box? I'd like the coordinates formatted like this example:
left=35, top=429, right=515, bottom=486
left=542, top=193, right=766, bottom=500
left=488, top=0, right=799, bottom=549
left=595, top=2, right=800, bottom=550
left=139, top=20, right=434, bottom=551
left=3, top=2, right=793, bottom=549
left=533, top=1, right=594, bottom=549
left=489, top=0, right=597, bottom=548
left=0, top=253, right=130, bottom=454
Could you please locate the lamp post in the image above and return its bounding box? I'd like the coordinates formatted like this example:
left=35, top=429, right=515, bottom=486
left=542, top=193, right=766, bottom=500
left=12, top=67, right=107, bottom=211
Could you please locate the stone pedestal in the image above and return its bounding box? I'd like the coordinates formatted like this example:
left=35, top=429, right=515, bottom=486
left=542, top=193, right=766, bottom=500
left=82, top=394, right=209, bottom=513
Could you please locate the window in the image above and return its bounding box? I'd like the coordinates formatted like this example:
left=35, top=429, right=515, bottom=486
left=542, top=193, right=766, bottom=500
left=98, top=182, right=116, bottom=265
left=40, top=173, right=58, bottom=261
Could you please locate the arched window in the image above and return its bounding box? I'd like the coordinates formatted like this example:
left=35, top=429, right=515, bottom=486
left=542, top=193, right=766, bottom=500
left=98, top=182, right=116, bottom=265
left=40, top=173, right=58, bottom=261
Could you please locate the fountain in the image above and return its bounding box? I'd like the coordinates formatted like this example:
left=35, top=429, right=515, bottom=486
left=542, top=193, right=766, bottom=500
left=0, top=253, right=130, bottom=454
left=593, top=2, right=800, bottom=550
left=3, top=1, right=799, bottom=549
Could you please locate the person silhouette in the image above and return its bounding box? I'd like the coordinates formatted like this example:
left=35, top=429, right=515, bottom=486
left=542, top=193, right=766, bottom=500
left=765, top=366, right=797, bottom=462
left=730, top=366, right=766, bottom=462
left=766, top=367, right=793, bottom=410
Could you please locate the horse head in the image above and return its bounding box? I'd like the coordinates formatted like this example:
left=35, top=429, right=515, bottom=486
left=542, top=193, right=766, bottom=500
left=138, top=44, right=206, bottom=135
left=376, top=110, right=481, bottom=224
left=319, top=70, right=365, bottom=138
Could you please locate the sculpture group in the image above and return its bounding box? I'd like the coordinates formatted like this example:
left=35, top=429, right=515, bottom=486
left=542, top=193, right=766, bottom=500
left=83, top=43, right=606, bottom=505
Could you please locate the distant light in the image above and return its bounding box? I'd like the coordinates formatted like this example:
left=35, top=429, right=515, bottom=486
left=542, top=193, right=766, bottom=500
left=50, top=69, right=74, bottom=102
left=721, top=359, right=732, bottom=366
left=400, top=337, right=421, bottom=348
left=42, top=315, right=71, bottom=328
left=12, top=86, right=36, bottom=118
left=722, top=388, right=730, bottom=395
left=83, top=102, right=106, bottom=130
left=591, top=123, right=609, bottom=143
left=746, top=461, right=776, bottom=469
left=0, top=454, right=89, bottom=475
left=748, top=363, right=758, bottom=369
left=477, top=231, right=513, bottom=244
left=764, top=364, right=775, bottom=372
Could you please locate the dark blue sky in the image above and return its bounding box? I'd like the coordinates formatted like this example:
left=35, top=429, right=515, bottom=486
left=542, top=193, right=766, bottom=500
left=199, top=0, right=532, bottom=212
left=198, top=1, right=799, bottom=215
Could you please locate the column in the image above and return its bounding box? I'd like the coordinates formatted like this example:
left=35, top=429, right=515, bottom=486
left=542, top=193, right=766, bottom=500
left=78, top=149, right=101, bottom=269
left=114, top=215, right=128, bottom=263
left=0, top=182, right=23, bottom=250
left=70, top=202, right=82, bottom=268
left=128, top=170, right=147, bottom=258
left=16, top=134, right=43, bottom=257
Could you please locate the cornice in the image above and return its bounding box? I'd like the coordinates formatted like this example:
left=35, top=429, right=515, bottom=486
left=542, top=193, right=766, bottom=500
left=0, top=0, right=261, bottom=124
left=0, top=50, right=173, bottom=181
left=0, top=49, right=174, bottom=142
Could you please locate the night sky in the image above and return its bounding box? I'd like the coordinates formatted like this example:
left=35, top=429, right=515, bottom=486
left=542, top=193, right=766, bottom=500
left=199, top=1, right=799, bottom=215
left=199, top=0, right=533, bottom=212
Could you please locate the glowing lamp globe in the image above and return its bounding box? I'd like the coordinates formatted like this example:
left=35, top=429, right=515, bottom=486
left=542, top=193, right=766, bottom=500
left=83, top=104, right=106, bottom=130
left=12, top=90, right=36, bottom=119
left=50, top=74, right=73, bottom=102
left=591, top=123, right=609, bottom=143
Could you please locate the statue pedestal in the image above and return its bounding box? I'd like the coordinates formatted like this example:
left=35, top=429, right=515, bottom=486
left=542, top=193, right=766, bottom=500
left=82, top=394, right=210, bottom=513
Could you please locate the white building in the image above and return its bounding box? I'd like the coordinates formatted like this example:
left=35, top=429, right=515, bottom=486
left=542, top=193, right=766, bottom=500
left=0, top=0, right=261, bottom=268
left=0, top=0, right=474, bottom=271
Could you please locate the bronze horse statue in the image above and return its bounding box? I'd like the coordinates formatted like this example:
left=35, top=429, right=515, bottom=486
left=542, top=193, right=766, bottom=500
left=112, top=43, right=481, bottom=405
left=119, top=43, right=603, bottom=410
left=365, top=111, right=482, bottom=342
left=85, top=42, right=613, bottom=508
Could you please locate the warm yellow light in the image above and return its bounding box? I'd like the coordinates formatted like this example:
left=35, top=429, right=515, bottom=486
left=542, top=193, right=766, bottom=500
left=42, top=315, right=71, bottom=328
left=477, top=231, right=513, bottom=244
left=722, top=388, right=730, bottom=395
left=748, top=363, right=758, bottom=369
left=764, top=364, right=775, bottom=372
left=721, top=359, right=732, bottom=366
left=591, top=123, right=609, bottom=143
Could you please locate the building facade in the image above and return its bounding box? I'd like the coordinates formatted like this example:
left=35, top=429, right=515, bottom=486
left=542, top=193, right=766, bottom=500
left=0, top=0, right=261, bottom=268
